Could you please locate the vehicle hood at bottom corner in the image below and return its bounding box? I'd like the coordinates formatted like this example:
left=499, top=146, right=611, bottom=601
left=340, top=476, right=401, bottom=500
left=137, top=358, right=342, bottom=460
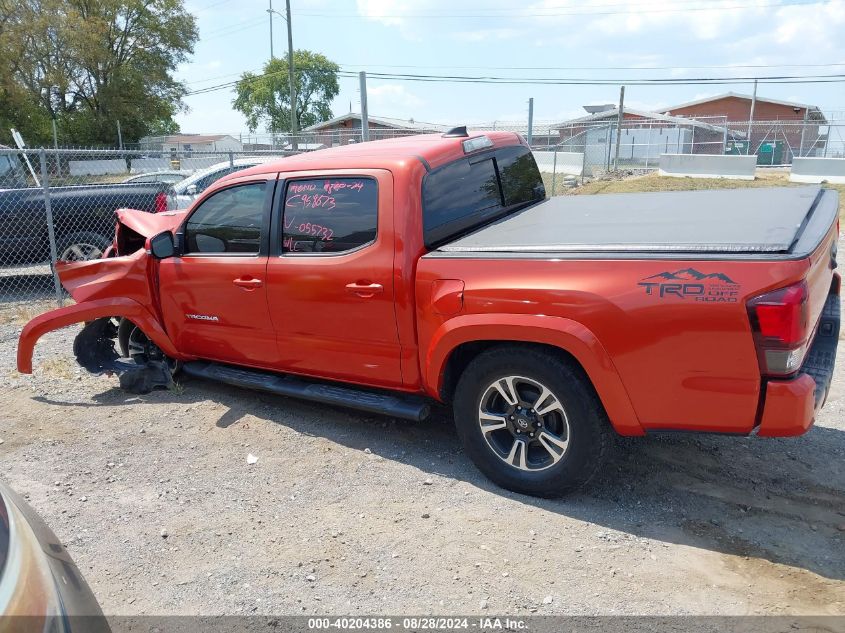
left=115, top=207, right=187, bottom=238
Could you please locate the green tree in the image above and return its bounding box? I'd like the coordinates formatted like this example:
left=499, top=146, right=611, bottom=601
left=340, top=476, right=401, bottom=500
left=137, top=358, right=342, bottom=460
left=233, top=51, right=339, bottom=133
left=0, top=0, right=197, bottom=146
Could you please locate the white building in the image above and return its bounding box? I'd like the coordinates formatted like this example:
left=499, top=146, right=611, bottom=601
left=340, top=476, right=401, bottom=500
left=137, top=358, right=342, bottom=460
left=145, top=134, right=244, bottom=153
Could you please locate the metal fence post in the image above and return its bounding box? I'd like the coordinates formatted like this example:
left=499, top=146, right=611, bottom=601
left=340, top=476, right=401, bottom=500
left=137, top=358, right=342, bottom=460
left=581, top=150, right=586, bottom=185
left=228, top=151, right=234, bottom=168
left=39, top=149, right=63, bottom=307
left=551, top=148, right=558, bottom=196
left=823, top=123, right=831, bottom=157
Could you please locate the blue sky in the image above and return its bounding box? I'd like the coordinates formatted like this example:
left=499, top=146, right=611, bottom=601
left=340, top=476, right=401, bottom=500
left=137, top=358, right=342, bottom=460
left=175, top=0, right=845, bottom=135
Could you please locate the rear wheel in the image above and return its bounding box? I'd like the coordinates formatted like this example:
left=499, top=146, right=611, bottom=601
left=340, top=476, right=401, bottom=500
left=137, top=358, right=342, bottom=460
left=453, top=345, right=611, bottom=497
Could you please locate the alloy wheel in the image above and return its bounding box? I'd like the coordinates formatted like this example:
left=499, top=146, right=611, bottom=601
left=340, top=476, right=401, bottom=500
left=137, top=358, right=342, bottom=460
left=60, top=242, right=103, bottom=261
left=477, top=375, right=571, bottom=471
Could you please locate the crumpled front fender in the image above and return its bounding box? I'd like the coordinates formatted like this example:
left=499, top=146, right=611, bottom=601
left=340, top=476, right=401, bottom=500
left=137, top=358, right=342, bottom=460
left=17, top=297, right=183, bottom=374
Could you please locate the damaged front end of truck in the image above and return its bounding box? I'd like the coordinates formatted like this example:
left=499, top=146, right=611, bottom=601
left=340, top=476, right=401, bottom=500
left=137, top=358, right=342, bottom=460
left=17, top=209, right=189, bottom=393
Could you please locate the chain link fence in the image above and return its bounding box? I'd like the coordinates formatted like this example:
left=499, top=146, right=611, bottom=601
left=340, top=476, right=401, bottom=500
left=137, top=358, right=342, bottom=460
left=2, top=119, right=843, bottom=305
left=0, top=147, right=297, bottom=306
left=525, top=118, right=845, bottom=188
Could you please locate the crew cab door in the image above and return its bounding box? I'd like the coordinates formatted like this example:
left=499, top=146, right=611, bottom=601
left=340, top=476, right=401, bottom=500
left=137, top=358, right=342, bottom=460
left=158, top=174, right=278, bottom=366
left=265, top=170, right=402, bottom=387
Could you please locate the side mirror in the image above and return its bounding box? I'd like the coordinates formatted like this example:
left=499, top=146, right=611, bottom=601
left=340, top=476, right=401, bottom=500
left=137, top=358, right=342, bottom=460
left=186, top=183, right=198, bottom=196
left=149, top=231, right=175, bottom=259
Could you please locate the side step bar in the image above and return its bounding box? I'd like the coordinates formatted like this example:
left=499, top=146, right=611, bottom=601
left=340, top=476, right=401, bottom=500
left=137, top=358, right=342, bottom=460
left=182, top=361, right=431, bottom=422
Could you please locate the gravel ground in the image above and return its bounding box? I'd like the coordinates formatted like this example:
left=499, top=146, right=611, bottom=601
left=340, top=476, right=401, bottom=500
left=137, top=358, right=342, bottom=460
left=1, top=263, right=844, bottom=617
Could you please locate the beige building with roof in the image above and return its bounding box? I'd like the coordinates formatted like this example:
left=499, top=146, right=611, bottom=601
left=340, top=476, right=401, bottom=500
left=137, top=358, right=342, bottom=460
left=301, top=113, right=447, bottom=146
left=141, top=134, right=243, bottom=153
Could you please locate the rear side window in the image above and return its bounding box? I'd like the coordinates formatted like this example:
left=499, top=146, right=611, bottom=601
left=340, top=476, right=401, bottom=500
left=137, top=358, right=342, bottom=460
left=497, top=145, right=545, bottom=205
left=185, top=182, right=267, bottom=254
left=422, top=158, right=501, bottom=236
left=282, top=177, right=378, bottom=254
left=422, top=144, right=544, bottom=247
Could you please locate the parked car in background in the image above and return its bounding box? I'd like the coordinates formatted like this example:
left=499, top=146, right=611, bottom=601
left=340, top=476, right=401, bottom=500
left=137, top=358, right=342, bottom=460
left=0, top=152, right=171, bottom=264
left=123, top=170, right=189, bottom=185
left=167, top=157, right=282, bottom=210
left=0, top=481, right=110, bottom=631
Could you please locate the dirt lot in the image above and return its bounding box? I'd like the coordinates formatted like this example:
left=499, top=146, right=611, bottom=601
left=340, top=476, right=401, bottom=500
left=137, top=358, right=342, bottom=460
left=1, top=195, right=844, bottom=617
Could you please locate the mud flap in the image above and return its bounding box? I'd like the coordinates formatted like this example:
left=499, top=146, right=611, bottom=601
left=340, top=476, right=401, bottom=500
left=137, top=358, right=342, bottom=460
left=73, top=318, right=173, bottom=394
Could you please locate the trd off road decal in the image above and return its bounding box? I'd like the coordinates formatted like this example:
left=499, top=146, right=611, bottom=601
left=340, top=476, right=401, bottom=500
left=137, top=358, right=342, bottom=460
left=638, top=268, right=739, bottom=303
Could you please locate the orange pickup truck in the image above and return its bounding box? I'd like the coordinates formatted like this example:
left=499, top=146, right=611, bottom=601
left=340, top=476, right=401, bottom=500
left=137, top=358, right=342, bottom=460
left=18, top=129, right=840, bottom=496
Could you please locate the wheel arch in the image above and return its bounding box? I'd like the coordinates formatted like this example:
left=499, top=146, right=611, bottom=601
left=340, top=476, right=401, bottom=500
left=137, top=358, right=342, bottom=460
left=424, top=314, right=644, bottom=436
left=17, top=297, right=185, bottom=374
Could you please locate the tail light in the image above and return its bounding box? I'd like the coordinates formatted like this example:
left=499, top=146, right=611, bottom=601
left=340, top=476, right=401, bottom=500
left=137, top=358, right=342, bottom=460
left=747, top=280, right=810, bottom=376
left=154, top=192, right=168, bottom=213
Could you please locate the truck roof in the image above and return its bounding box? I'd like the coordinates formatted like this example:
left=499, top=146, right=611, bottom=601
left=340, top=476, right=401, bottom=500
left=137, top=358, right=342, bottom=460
left=433, top=186, right=839, bottom=261
left=230, top=131, right=524, bottom=178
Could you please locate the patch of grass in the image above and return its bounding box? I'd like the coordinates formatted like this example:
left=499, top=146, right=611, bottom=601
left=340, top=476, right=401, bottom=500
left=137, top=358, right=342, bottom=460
left=553, top=171, right=845, bottom=220
left=39, top=357, right=76, bottom=380
left=169, top=381, right=186, bottom=396
left=0, top=300, right=59, bottom=326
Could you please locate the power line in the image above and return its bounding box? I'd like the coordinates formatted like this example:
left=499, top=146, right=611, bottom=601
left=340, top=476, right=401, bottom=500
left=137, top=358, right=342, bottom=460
left=182, top=61, right=845, bottom=87
left=356, top=70, right=845, bottom=84
left=335, top=62, right=845, bottom=72
left=191, top=0, right=237, bottom=14
left=200, top=16, right=265, bottom=39
left=297, top=0, right=829, bottom=18
left=183, top=68, right=845, bottom=97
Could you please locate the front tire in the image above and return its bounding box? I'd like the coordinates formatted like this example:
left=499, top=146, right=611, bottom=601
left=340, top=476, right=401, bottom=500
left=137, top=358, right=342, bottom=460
left=453, top=345, right=611, bottom=497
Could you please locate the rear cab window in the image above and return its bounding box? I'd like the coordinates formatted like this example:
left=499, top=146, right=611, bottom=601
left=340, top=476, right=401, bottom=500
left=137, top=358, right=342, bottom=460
left=422, top=144, right=545, bottom=248
left=281, top=177, right=378, bottom=254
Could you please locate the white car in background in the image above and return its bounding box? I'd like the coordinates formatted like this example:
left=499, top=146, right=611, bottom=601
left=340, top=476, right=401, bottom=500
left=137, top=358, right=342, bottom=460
left=123, top=169, right=191, bottom=185
left=167, top=157, right=283, bottom=210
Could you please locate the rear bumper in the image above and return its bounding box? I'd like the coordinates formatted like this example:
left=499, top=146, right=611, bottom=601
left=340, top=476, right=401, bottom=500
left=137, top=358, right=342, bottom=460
left=757, top=291, right=840, bottom=437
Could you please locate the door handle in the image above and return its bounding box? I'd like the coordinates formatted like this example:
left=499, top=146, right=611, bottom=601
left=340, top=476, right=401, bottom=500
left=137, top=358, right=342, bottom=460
left=233, top=277, right=263, bottom=289
left=346, top=282, right=383, bottom=297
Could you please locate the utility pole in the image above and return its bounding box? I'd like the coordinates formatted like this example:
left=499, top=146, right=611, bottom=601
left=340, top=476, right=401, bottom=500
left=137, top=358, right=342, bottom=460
left=267, top=1, right=297, bottom=148
left=117, top=120, right=123, bottom=150
left=613, top=85, right=625, bottom=170
left=359, top=71, right=370, bottom=142
left=268, top=0, right=274, bottom=60
left=527, top=98, right=534, bottom=146
left=286, top=0, right=296, bottom=148
left=746, top=79, right=757, bottom=155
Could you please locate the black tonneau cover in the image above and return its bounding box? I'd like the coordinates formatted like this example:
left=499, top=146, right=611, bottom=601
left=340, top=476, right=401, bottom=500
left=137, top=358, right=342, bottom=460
left=434, top=186, right=835, bottom=258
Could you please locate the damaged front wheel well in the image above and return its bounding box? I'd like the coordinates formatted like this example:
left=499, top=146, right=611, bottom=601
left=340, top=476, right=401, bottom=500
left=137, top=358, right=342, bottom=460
left=74, top=317, right=175, bottom=394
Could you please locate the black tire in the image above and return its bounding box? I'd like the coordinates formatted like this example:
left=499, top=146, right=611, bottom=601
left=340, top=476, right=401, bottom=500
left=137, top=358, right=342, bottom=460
left=56, top=231, right=112, bottom=262
left=453, top=345, right=612, bottom=497
left=117, top=318, right=136, bottom=359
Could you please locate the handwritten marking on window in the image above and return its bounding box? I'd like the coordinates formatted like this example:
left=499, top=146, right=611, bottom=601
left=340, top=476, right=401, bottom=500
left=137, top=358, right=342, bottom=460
left=322, top=180, right=364, bottom=194
left=296, top=222, right=333, bottom=241
left=289, top=183, right=317, bottom=193
left=286, top=193, right=337, bottom=210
